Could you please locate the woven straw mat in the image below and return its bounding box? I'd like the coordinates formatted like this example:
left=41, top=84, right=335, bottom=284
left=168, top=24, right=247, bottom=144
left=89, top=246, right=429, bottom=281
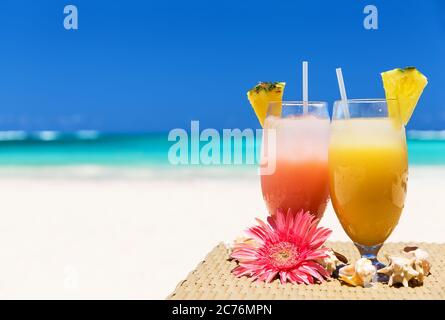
left=168, top=241, right=445, bottom=300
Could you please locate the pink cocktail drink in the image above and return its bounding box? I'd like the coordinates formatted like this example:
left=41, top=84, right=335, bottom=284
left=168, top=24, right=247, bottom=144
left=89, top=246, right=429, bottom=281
left=260, top=102, right=330, bottom=219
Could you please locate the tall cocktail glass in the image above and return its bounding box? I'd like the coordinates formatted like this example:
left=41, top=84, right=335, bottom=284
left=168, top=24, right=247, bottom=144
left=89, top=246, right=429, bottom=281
left=329, top=99, right=408, bottom=269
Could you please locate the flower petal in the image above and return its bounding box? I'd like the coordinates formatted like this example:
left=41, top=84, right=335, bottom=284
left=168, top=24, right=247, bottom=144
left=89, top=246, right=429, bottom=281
left=279, top=271, right=287, bottom=284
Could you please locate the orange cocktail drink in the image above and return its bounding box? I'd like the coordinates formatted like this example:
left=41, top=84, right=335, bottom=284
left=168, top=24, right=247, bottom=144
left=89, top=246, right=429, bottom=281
left=329, top=117, right=408, bottom=246
left=328, top=98, right=412, bottom=270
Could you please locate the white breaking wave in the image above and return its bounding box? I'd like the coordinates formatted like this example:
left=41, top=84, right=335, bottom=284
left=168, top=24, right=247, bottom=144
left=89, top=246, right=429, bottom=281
left=407, top=130, right=445, bottom=140
left=34, top=131, right=60, bottom=141
left=75, top=130, right=99, bottom=140
left=0, top=131, right=27, bottom=141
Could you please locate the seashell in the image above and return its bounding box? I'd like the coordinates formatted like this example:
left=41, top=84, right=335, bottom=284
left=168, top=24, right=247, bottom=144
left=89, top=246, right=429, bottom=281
left=233, top=236, right=257, bottom=247
left=378, top=255, right=419, bottom=287
left=333, top=251, right=348, bottom=264
left=339, top=258, right=377, bottom=287
left=231, top=237, right=259, bottom=254
left=403, top=247, right=431, bottom=281
left=317, top=249, right=341, bottom=276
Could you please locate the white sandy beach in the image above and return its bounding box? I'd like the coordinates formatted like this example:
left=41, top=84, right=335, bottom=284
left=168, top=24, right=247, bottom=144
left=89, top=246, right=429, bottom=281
left=0, top=165, right=444, bottom=299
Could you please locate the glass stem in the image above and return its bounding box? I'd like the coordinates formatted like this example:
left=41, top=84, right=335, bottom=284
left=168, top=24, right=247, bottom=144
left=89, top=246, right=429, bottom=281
left=354, top=242, right=385, bottom=270
left=354, top=242, right=389, bottom=283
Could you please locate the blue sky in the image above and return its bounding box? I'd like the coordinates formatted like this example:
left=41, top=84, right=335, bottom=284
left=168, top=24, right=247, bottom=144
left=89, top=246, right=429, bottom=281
left=0, top=0, right=443, bottom=132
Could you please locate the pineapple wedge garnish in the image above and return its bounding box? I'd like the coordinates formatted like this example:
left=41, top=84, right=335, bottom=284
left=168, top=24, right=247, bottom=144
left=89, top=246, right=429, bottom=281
left=381, top=67, right=428, bottom=125
left=247, top=82, right=285, bottom=127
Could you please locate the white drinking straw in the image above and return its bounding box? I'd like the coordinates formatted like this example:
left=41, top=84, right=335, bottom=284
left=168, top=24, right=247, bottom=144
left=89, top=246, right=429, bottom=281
left=302, top=61, right=308, bottom=115
left=335, top=68, right=350, bottom=119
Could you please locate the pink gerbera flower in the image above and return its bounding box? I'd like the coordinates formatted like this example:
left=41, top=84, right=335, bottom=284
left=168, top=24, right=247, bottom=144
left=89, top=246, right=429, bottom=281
left=231, top=209, right=332, bottom=284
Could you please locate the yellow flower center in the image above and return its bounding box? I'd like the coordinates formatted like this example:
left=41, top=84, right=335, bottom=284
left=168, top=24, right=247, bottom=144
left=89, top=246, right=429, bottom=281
left=268, top=242, right=300, bottom=269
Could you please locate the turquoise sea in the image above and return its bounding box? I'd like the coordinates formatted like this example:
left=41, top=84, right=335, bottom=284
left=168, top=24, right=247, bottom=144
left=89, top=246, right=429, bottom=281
left=0, top=131, right=444, bottom=167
